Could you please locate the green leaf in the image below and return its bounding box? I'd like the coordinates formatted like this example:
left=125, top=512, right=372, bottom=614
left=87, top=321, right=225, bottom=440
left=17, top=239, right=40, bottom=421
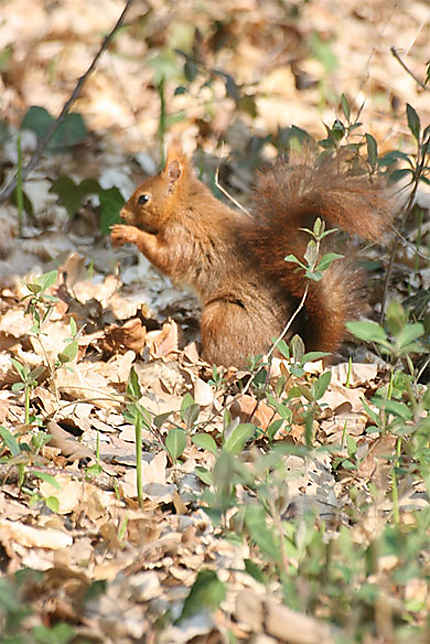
left=244, top=504, right=281, bottom=562
left=340, top=93, right=350, bottom=121
left=21, top=106, right=87, bottom=151
left=49, top=176, right=100, bottom=218
left=0, top=426, right=21, bottom=457
left=127, top=366, right=141, bottom=401
left=378, top=150, right=411, bottom=167
left=184, top=59, right=198, bottom=82
left=44, top=496, right=60, bottom=513
left=98, top=187, right=124, bottom=235
left=178, top=569, right=226, bottom=622
left=396, top=322, right=424, bottom=350
left=49, top=176, right=80, bottom=217
left=21, top=105, right=54, bottom=138
left=365, top=133, right=378, bottom=168
left=360, top=398, right=381, bottom=427
left=11, top=358, right=27, bottom=381
left=346, top=320, right=389, bottom=345
left=153, top=412, right=171, bottom=429
left=385, top=299, right=407, bottom=335
left=165, top=428, right=186, bottom=462
left=223, top=423, right=255, bottom=454
left=267, top=418, right=284, bottom=441
left=304, top=270, right=323, bottom=282
left=371, top=397, right=412, bottom=421
left=69, top=316, right=77, bottom=337
left=181, top=393, right=200, bottom=428
left=309, top=32, right=338, bottom=73
left=276, top=338, right=290, bottom=359
left=284, top=254, right=306, bottom=268
left=52, top=113, right=88, bottom=150
left=290, top=334, right=305, bottom=362
left=388, top=168, right=413, bottom=184
left=224, top=74, right=240, bottom=101
left=304, top=239, right=318, bottom=266
left=57, top=339, right=78, bottom=365
left=148, top=49, right=180, bottom=83
left=315, top=252, right=343, bottom=272
left=37, top=270, right=58, bottom=293
left=180, top=392, right=194, bottom=413
left=33, top=621, right=75, bottom=643
left=331, top=119, right=345, bottom=142
left=312, top=370, right=331, bottom=400
left=192, top=433, right=218, bottom=454
left=31, top=472, right=61, bottom=488
left=302, top=351, right=330, bottom=362
left=238, top=94, right=258, bottom=118
left=194, top=466, right=213, bottom=485
left=244, top=558, right=266, bottom=583
left=406, top=103, right=420, bottom=140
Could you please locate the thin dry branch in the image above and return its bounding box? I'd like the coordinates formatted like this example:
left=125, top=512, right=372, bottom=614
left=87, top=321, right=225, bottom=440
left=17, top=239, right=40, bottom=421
left=390, top=47, right=429, bottom=91
left=0, top=0, right=139, bottom=204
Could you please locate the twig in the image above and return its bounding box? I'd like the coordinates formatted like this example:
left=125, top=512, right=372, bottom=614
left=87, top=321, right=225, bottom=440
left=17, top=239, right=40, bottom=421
left=390, top=47, right=428, bottom=91
left=240, top=284, right=309, bottom=399
left=380, top=136, right=429, bottom=320
left=393, top=225, right=430, bottom=261
left=0, top=0, right=137, bottom=204
left=214, top=146, right=252, bottom=217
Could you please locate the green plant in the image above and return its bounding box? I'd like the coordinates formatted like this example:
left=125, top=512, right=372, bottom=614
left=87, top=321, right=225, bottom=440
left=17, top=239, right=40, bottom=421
left=0, top=572, right=76, bottom=642
left=347, top=299, right=425, bottom=369
left=11, top=360, right=45, bottom=426
left=20, top=106, right=88, bottom=153
left=0, top=423, right=61, bottom=510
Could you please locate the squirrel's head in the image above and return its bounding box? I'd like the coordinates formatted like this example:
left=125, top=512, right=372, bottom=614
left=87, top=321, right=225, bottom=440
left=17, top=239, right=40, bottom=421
left=120, top=142, right=190, bottom=234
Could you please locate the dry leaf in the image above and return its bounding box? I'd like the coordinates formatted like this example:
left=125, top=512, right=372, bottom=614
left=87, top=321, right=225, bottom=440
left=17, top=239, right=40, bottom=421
left=193, top=377, right=214, bottom=407
left=231, top=394, right=278, bottom=431
left=39, top=475, right=83, bottom=514
left=102, top=318, right=147, bottom=354
left=0, top=519, right=73, bottom=549
left=146, top=320, right=179, bottom=358
left=47, top=420, right=95, bottom=461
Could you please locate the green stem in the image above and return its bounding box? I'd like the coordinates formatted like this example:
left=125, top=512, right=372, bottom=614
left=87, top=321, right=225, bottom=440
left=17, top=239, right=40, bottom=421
left=135, top=411, right=143, bottom=507
left=24, top=384, right=30, bottom=425
left=392, top=437, right=402, bottom=525
left=16, top=133, right=24, bottom=237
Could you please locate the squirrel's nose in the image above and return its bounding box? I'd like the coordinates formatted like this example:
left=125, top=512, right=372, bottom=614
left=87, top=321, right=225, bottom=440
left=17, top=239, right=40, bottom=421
left=120, top=206, right=132, bottom=222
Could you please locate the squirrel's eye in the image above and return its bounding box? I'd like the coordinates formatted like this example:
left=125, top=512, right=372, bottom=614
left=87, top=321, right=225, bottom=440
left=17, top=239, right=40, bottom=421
left=137, top=193, right=150, bottom=205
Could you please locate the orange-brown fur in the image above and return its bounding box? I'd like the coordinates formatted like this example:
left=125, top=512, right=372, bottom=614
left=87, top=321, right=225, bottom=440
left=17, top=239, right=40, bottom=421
left=111, top=143, right=393, bottom=367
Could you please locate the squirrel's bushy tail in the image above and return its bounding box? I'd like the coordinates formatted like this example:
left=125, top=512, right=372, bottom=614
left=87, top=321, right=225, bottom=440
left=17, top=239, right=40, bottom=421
left=246, top=155, right=394, bottom=354
left=253, top=154, right=393, bottom=240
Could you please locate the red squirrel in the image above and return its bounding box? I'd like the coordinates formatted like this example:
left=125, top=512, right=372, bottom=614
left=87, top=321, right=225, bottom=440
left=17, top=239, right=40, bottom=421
left=111, top=143, right=392, bottom=367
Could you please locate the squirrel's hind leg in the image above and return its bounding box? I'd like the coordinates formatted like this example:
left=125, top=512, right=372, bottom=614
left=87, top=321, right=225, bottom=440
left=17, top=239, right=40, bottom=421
left=200, top=299, right=280, bottom=368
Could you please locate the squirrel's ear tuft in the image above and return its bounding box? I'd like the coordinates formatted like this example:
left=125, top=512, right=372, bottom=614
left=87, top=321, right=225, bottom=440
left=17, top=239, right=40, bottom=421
left=164, top=140, right=189, bottom=191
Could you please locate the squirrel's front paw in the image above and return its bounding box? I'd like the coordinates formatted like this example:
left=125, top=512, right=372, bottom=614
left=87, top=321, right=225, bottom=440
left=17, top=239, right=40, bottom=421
left=111, top=224, right=137, bottom=247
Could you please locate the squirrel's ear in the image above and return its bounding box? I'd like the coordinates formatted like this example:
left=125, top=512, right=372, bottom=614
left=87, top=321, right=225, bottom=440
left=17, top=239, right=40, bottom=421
left=164, top=141, right=188, bottom=192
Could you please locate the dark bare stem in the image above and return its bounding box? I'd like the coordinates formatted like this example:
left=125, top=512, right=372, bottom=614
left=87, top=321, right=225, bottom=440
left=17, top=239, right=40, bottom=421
left=390, top=47, right=428, bottom=91
left=0, top=0, right=137, bottom=204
